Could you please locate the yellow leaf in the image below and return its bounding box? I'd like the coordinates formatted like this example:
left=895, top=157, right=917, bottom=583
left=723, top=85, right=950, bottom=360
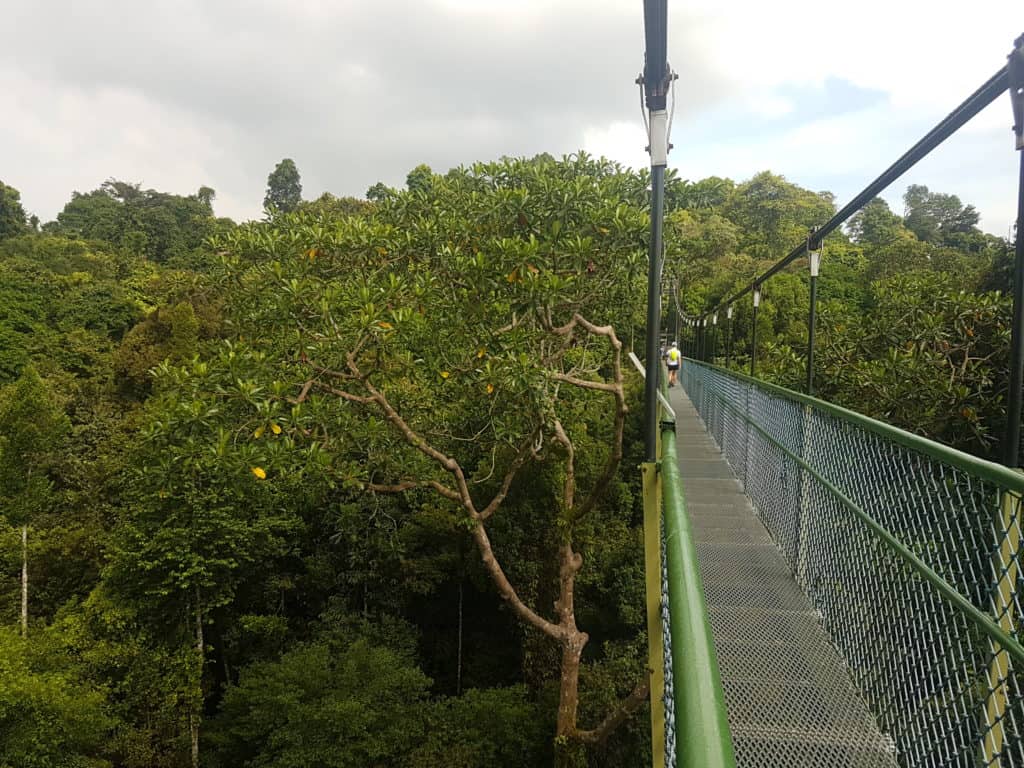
left=251, top=467, right=267, bottom=480
left=486, top=383, right=494, bottom=394
left=305, top=248, right=321, bottom=261
left=270, top=423, right=282, bottom=435
left=477, top=348, right=485, bottom=359
left=376, top=246, right=388, bottom=256
left=253, top=426, right=265, bottom=439
left=377, top=321, right=393, bottom=330
left=440, top=371, right=450, bottom=379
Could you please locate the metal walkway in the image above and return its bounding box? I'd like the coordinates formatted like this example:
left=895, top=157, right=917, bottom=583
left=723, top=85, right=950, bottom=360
left=669, top=385, right=899, bottom=768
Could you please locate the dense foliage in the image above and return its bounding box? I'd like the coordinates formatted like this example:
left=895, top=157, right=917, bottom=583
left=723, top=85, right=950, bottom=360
left=0, top=155, right=1016, bottom=767
left=670, top=175, right=1016, bottom=458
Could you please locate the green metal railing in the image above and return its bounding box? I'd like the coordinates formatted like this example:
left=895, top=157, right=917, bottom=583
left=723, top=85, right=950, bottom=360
left=682, top=359, right=1024, bottom=767
left=643, top=366, right=735, bottom=768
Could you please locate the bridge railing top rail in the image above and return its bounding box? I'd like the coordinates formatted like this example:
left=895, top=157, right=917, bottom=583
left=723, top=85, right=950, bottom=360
left=684, top=357, right=1024, bottom=494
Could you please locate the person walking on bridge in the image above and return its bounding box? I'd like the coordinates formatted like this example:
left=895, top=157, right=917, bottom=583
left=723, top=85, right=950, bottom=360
left=666, top=341, right=681, bottom=387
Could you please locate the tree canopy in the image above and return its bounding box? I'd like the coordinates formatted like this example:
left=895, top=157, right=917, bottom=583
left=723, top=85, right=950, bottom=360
left=263, top=158, right=302, bottom=213
left=0, top=154, right=1015, bottom=768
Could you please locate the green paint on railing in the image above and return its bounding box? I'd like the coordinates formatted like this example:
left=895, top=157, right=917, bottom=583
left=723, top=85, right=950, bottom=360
left=662, top=432, right=737, bottom=767
left=689, top=359, right=1024, bottom=493
left=658, top=375, right=736, bottom=768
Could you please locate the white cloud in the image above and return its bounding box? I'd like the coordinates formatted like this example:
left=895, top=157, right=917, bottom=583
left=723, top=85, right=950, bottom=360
left=0, top=0, right=1019, bottom=233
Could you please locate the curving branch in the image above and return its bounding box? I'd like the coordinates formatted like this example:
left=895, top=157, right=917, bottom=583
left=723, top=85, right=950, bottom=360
left=577, top=671, right=652, bottom=745
left=365, top=479, right=462, bottom=502
left=551, top=372, right=619, bottom=394
left=479, top=432, right=538, bottom=520
left=545, top=313, right=628, bottom=524
left=552, top=419, right=576, bottom=513
left=300, top=355, right=563, bottom=642
left=472, top=523, right=565, bottom=640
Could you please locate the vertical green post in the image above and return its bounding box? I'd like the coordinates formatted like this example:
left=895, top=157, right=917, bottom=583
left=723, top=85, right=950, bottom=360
left=795, top=404, right=813, bottom=584
left=983, top=488, right=1022, bottom=766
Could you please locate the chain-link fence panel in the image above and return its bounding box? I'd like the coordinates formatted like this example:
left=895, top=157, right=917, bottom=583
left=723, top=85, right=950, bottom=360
left=661, top=514, right=677, bottom=768
left=681, top=360, right=1024, bottom=768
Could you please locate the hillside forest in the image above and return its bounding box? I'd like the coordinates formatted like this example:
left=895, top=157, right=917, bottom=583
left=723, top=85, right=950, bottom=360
left=0, top=153, right=1017, bottom=767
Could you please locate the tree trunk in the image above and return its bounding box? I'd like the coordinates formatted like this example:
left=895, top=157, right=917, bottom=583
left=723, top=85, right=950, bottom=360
left=20, top=525, right=27, bottom=639
left=553, top=542, right=588, bottom=766
left=191, top=587, right=203, bottom=768
left=556, top=634, right=585, bottom=740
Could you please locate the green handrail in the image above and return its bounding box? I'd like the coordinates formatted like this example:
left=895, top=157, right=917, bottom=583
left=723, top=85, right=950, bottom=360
left=694, top=359, right=1024, bottom=493
left=657, top=375, right=736, bottom=767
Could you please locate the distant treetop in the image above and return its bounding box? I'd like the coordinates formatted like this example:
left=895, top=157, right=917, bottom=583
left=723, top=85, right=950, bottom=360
left=264, top=158, right=302, bottom=213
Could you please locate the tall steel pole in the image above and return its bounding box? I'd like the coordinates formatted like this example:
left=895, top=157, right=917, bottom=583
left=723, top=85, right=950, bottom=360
left=725, top=306, right=733, bottom=369
left=750, top=286, right=761, bottom=377
left=1004, top=35, right=1024, bottom=467
left=711, top=313, right=718, bottom=363
left=671, top=280, right=679, bottom=346
left=641, top=0, right=671, bottom=462
left=806, top=238, right=821, bottom=396
left=1005, top=152, right=1024, bottom=467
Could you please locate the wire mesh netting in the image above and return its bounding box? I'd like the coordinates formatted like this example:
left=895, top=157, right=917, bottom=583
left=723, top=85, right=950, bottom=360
left=681, top=360, right=1024, bottom=768
left=661, top=514, right=678, bottom=768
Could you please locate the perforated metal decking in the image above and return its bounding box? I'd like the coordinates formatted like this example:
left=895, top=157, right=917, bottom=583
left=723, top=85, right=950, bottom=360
left=669, top=386, right=899, bottom=767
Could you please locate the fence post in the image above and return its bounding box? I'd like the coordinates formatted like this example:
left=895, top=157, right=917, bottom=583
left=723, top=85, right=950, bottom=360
left=796, top=404, right=813, bottom=586
left=983, top=486, right=1022, bottom=766
left=743, top=381, right=751, bottom=488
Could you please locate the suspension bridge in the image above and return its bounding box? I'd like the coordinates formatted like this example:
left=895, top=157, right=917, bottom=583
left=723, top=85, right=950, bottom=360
left=638, top=7, right=1024, bottom=765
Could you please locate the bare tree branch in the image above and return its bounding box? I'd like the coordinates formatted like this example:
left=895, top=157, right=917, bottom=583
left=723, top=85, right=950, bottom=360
left=552, top=419, right=575, bottom=513
left=472, top=523, right=564, bottom=640
left=313, top=381, right=374, bottom=405
left=290, top=379, right=314, bottom=404
left=547, top=314, right=628, bottom=524
left=365, top=479, right=462, bottom=502
left=301, top=356, right=563, bottom=641
left=577, top=671, right=652, bottom=745
left=479, top=432, right=538, bottom=520
left=551, top=372, right=619, bottom=394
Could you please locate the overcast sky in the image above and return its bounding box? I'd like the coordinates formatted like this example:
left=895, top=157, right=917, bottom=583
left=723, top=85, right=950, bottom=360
left=1, top=0, right=1021, bottom=234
